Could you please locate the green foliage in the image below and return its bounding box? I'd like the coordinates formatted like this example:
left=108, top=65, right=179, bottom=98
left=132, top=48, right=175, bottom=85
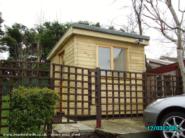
left=36, top=21, right=100, bottom=60
left=0, top=12, right=3, bottom=36
left=36, top=21, right=70, bottom=60
left=0, top=12, right=6, bottom=53
left=0, top=96, right=9, bottom=134
left=1, top=20, right=102, bottom=61
left=1, top=36, right=18, bottom=58
left=9, top=87, right=58, bottom=134
left=1, top=23, right=37, bottom=60
left=78, top=21, right=101, bottom=27
left=108, top=26, right=115, bottom=30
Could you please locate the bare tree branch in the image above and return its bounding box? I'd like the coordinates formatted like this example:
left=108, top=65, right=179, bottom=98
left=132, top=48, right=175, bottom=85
left=131, top=0, right=144, bottom=35
left=144, top=0, right=185, bottom=92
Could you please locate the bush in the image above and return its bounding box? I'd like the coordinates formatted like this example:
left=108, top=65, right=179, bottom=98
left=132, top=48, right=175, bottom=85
left=9, top=87, right=58, bottom=135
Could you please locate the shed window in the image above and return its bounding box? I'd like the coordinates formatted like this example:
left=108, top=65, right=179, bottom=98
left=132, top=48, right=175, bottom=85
left=98, top=47, right=111, bottom=70
left=98, top=47, right=126, bottom=71
left=114, top=48, right=125, bottom=71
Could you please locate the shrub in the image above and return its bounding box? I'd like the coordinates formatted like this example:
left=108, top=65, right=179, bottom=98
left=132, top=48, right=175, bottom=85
left=9, top=87, right=58, bottom=135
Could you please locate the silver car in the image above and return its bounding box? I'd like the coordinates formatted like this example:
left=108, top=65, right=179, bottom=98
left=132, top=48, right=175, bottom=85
left=144, top=95, right=185, bottom=138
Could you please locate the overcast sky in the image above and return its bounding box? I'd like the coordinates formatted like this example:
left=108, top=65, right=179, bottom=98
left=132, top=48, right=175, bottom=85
left=0, top=0, right=182, bottom=60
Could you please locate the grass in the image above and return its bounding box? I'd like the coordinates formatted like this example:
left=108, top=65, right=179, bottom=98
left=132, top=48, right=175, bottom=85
left=0, top=95, right=10, bottom=135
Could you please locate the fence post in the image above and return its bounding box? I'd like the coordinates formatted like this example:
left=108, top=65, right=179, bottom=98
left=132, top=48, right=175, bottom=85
left=176, top=76, right=182, bottom=95
left=88, top=70, right=92, bottom=117
left=142, top=73, right=147, bottom=109
left=0, top=68, right=2, bottom=133
left=49, top=75, right=54, bottom=91
left=49, top=64, right=56, bottom=90
left=46, top=123, right=52, bottom=138
left=95, top=68, right=101, bottom=128
left=47, top=64, right=55, bottom=138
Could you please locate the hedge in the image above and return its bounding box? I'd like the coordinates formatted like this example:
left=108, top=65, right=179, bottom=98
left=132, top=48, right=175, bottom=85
left=9, top=87, right=58, bottom=135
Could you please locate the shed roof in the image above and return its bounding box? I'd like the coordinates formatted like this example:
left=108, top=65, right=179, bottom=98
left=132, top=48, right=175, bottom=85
left=47, top=23, right=150, bottom=60
left=148, top=58, right=174, bottom=66
left=148, top=62, right=178, bottom=74
left=71, top=23, right=150, bottom=40
left=148, top=61, right=185, bottom=74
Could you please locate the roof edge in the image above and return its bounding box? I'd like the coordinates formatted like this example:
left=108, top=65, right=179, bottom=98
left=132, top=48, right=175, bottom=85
left=47, top=28, right=73, bottom=60
left=47, top=23, right=150, bottom=60
left=71, top=23, right=150, bottom=40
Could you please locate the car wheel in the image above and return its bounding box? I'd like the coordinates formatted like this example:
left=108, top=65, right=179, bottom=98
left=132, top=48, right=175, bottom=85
left=160, top=112, right=185, bottom=138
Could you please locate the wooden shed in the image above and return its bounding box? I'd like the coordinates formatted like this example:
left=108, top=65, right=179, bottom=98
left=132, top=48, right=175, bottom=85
left=47, top=23, right=149, bottom=71
left=47, top=24, right=150, bottom=117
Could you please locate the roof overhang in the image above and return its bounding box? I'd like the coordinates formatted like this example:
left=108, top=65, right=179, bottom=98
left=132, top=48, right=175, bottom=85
left=47, top=24, right=150, bottom=60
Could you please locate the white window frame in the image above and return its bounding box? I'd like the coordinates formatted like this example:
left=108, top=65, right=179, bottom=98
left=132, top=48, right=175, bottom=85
left=96, top=46, right=127, bottom=71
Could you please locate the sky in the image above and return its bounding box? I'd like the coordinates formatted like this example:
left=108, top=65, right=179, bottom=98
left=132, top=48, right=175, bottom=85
left=0, top=0, right=183, bottom=60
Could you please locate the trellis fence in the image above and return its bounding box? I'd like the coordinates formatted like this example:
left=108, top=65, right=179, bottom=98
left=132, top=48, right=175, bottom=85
left=0, top=61, right=183, bottom=136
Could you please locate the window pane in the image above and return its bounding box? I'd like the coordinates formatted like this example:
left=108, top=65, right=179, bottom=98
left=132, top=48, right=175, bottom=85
left=98, top=47, right=111, bottom=70
left=114, top=48, right=125, bottom=71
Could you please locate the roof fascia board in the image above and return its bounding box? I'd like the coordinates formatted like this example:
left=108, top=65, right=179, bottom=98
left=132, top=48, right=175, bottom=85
left=73, top=28, right=149, bottom=45
left=72, top=23, right=150, bottom=40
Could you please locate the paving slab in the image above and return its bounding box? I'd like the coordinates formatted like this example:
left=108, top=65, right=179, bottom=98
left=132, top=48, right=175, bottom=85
left=81, top=118, right=160, bottom=138
left=52, top=118, right=159, bottom=138
left=53, top=122, right=94, bottom=134
left=117, top=132, right=160, bottom=138
left=81, top=117, right=146, bottom=134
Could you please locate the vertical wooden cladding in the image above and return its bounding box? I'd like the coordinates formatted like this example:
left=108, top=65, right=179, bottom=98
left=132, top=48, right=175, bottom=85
left=50, top=36, right=75, bottom=78
left=74, top=35, right=146, bottom=72
left=74, top=35, right=96, bottom=68
left=128, top=46, right=145, bottom=72
left=51, top=37, right=75, bottom=107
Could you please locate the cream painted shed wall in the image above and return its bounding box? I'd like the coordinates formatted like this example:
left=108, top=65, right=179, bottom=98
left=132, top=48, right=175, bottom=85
left=74, top=35, right=146, bottom=72
left=50, top=36, right=75, bottom=108
left=50, top=36, right=75, bottom=65
left=50, top=36, right=75, bottom=77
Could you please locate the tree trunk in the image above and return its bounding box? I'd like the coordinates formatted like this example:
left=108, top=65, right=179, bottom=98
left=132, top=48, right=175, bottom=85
left=37, top=41, right=42, bottom=62
left=138, top=17, right=143, bottom=35
left=176, top=24, right=185, bottom=93
left=166, top=0, right=185, bottom=93
left=177, top=49, right=185, bottom=93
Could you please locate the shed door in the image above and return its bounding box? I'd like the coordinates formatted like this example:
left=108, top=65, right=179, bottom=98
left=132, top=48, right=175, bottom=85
left=59, top=51, right=65, bottom=65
